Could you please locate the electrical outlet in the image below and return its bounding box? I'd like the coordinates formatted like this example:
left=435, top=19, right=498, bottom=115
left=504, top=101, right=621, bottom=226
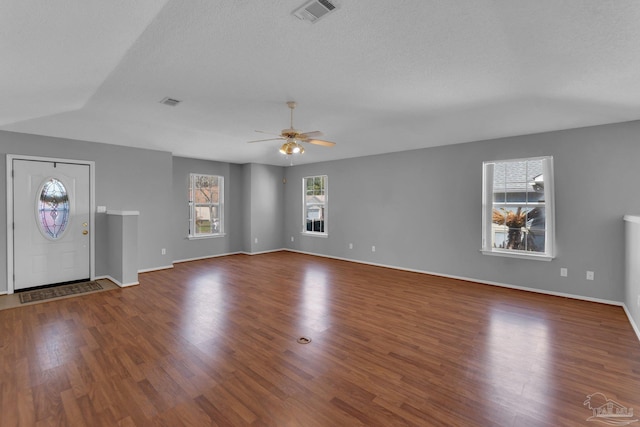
left=349, top=243, right=353, bottom=249
left=586, top=271, right=594, bottom=281
left=637, top=295, right=640, bottom=308
left=254, top=238, right=258, bottom=244
left=560, top=268, right=567, bottom=277
left=161, top=248, right=166, bottom=255
left=372, top=245, right=376, bottom=252
left=290, top=236, right=294, bottom=242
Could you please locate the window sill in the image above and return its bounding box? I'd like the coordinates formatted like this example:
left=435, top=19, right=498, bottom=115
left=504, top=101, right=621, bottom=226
left=301, top=232, right=328, bottom=238
left=480, top=248, right=553, bottom=261
left=188, top=233, right=226, bottom=240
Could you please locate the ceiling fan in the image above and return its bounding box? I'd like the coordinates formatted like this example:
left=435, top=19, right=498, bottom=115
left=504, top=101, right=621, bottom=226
left=248, top=101, right=336, bottom=155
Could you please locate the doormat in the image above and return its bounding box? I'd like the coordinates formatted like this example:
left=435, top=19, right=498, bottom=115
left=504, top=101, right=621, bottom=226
left=19, top=281, right=103, bottom=304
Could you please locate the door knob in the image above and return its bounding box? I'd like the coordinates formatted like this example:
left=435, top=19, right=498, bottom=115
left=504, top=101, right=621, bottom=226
left=82, top=230, right=88, bottom=235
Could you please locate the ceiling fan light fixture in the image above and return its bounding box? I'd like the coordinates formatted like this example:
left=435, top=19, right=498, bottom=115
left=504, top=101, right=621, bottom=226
left=279, top=141, right=305, bottom=155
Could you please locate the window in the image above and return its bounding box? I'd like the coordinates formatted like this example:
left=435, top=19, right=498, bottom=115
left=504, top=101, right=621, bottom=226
left=38, top=178, right=70, bottom=240
left=189, top=174, right=224, bottom=238
left=303, top=175, right=327, bottom=235
left=482, top=156, right=555, bottom=260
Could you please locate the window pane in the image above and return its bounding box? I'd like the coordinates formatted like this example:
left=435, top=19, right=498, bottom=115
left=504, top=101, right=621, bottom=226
left=195, top=205, right=220, bottom=234
left=526, top=206, right=546, bottom=252
left=306, top=219, right=324, bottom=232
left=306, top=206, right=321, bottom=220
left=492, top=162, right=505, bottom=203
left=492, top=207, right=529, bottom=251
left=493, top=227, right=509, bottom=249
left=505, top=161, right=526, bottom=184
left=38, top=178, right=70, bottom=240
left=195, top=176, right=219, bottom=204
left=526, top=159, right=544, bottom=182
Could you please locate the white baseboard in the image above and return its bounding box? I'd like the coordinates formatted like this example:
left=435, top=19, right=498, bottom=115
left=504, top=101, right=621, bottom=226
left=97, top=275, right=139, bottom=288
left=284, top=249, right=624, bottom=306
left=138, top=265, right=174, bottom=273
left=174, top=251, right=243, bottom=264
left=622, top=304, right=640, bottom=342
left=156, top=248, right=286, bottom=267
left=241, top=248, right=287, bottom=256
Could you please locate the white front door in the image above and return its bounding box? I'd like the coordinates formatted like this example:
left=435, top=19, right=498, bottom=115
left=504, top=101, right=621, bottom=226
left=12, top=159, right=91, bottom=290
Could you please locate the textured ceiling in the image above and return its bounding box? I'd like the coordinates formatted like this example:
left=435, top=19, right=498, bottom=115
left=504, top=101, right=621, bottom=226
left=3, top=0, right=640, bottom=166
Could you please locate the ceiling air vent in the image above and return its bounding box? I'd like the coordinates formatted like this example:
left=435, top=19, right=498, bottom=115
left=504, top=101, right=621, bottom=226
left=159, top=97, right=182, bottom=107
left=292, top=0, right=338, bottom=23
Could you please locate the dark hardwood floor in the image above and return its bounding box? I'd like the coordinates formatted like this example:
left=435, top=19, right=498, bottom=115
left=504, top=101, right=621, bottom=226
left=1, top=252, right=639, bottom=426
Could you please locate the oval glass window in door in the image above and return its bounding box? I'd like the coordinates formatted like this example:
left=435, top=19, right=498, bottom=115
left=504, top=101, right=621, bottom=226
left=37, top=178, right=70, bottom=239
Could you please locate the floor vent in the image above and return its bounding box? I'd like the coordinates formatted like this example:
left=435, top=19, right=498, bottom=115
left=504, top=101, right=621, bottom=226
left=159, top=97, right=182, bottom=107
left=292, top=0, right=338, bottom=23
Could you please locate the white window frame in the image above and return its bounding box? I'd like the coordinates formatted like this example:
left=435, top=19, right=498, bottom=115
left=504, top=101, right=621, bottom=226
left=481, top=156, right=555, bottom=261
left=188, top=173, right=224, bottom=239
left=302, top=175, right=328, bottom=237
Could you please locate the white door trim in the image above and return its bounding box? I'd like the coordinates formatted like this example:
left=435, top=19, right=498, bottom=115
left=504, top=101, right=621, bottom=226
left=6, top=154, right=96, bottom=294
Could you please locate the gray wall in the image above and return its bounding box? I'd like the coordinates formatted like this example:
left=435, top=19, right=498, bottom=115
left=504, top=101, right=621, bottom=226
left=0, top=130, right=173, bottom=292
left=106, top=214, right=123, bottom=283
left=242, top=164, right=252, bottom=252
left=245, top=163, right=285, bottom=253
left=107, top=213, right=139, bottom=286
left=285, top=120, right=640, bottom=303
left=171, top=156, right=244, bottom=262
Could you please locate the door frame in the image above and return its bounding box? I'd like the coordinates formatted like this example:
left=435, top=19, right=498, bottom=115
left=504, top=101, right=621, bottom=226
left=6, top=154, right=96, bottom=294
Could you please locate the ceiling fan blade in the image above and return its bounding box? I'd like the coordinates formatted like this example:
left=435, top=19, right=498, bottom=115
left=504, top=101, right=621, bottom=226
left=255, top=130, right=283, bottom=136
left=299, top=131, right=323, bottom=139
left=247, top=137, right=284, bottom=143
left=307, top=139, right=336, bottom=147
